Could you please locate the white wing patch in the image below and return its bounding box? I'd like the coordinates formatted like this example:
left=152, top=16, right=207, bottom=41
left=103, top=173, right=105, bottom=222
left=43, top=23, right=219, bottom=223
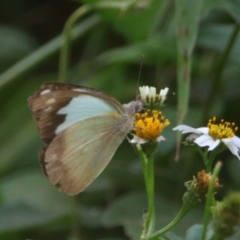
left=55, top=95, right=119, bottom=134
left=40, top=89, right=51, bottom=95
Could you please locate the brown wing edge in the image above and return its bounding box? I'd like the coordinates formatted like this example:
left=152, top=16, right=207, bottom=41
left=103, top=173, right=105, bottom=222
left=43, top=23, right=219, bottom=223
left=39, top=146, right=61, bottom=188
left=28, top=94, right=66, bottom=144
left=39, top=147, right=48, bottom=177
left=39, top=82, right=126, bottom=112
left=40, top=82, right=116, bottom=99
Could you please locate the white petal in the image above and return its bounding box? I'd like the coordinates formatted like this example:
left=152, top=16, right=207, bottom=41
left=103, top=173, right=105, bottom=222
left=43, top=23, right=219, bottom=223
left=173, top=125, right=203, bottom=134
left=139, top=86, right=148, bottom=91
left=139, top=86, right=149, bottom=99
left=156, top=135, right=165, bottom=142
left=138, top=138, right=148, bottom=144
left=159, top=87, right=169, bottom=97
left=222, top=137, right=240, bottom=160
left=195, top=127, right=209, bottom=134
left=159, top=87, right=169, bottom=104
left=129, top=135, right=148, bottom=144
left=149, top=87, right=156, bottom=97
left=231, top=136, right=240, bottom=148
left=129, top=135, right=140, bottom=143
left=194, top=135, right=220, bottom=150
left=208, top=139, right=220, bottom=151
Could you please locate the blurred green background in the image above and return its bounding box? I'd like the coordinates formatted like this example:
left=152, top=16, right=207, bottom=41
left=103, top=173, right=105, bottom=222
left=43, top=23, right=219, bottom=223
left=1, top=0, right=240, bottom=239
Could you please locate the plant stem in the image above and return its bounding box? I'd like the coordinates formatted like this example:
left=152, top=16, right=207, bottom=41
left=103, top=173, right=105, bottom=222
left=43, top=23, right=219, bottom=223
left=136, top=144, right=155, bottom=238
left=59, top=5, right=91, bottom=82
left=58, top=0, right=141, bottom=82
left=70, top=196, right=81, bottom=239
left=146, top=154, right=155, bottom=235
left=201, top=162, right=222, bottom=240
left=206, top=144, right=226, bottom=172
left=146, top=204, right=191, bottom=239
left=0, top=16, right=101, bottom=87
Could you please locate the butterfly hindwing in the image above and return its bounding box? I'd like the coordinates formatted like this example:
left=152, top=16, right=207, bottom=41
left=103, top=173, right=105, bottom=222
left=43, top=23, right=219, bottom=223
left=41, top=114, right=127, bottom=195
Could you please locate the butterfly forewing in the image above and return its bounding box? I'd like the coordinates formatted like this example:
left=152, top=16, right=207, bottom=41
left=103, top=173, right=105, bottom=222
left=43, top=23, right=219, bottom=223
left=28, top=82, right=126, bottom=144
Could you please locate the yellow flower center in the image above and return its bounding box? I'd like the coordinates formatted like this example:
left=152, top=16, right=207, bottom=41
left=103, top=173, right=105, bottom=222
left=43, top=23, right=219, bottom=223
left=208, top=116, right=238, bottom=140
left=133, top=110, right=170, bottom=140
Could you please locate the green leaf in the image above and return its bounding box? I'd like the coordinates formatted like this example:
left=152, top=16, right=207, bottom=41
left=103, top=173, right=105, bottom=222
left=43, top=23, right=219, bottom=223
left=222, top=0, right=240, bottom=23
left=0, top=81, right=42, bottom=173
left=79, top=205, right=105, bottom=228
left=0, top=170, right=70, bottom=212
left=226, top=159, right=240, bottom=187
left=112, top=0, right=166, bottom=42
left=0, top=118, right=38, bottom=174
left=96, top=35, right=176, bottom=66
left=201, top=0, right=225, bottom=17
left=175, top=0, right=203, bottom=124
left=0, top=15, right=101, bottom=87
left=102, top=192, right=147, bottom=239
left=101, top=191, right=199, bottom=239
left=81, top=0, right=166, bottom=41
left=0, top=25, right=37, bottom=71
left=0, top=203, right=64, bottom=233
left=197, top=24, right=240, bottom=64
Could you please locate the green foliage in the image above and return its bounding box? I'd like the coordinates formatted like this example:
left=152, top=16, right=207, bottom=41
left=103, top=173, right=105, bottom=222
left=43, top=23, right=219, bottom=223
left=1, top=0, right=240, bottom=239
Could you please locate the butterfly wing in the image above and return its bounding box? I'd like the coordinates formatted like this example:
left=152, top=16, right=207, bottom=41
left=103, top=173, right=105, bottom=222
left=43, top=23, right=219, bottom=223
left=28, top=82, right=126, bottom=144
left=29, top=82, right=134, bottom=195
left=41, top=114, right=127, bottom=195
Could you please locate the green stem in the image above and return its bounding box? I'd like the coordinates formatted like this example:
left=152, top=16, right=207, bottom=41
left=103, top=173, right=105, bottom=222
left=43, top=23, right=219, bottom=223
left=69, top=196, right=81, bottom=239
left=0, top=16, right=101, bottom=88
left=206, top=152, right=217, bottom=173
left=92, top=0, right=138, bottom=9
left=58, top=0, right=141, bottom=82
left=0, top=1, right=142, bottom=85
left=146, top=204, right=191, bottom=239
left=146, top=153, right=155, bottom=235
left=205, top=153, right=212, bottom=173
left=201, top=162, right=222, bottom=240
left=195, top=148, right=211, bottom=172
left=59, top=5, right=91, bottom=82
left=206, top=144, right=226, bottom=172
left=136, top=144, right=155, bottom=238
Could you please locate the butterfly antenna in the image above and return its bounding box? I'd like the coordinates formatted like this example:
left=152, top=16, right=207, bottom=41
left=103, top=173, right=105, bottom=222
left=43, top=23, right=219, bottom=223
left=136, top=55, right=145, bottom=100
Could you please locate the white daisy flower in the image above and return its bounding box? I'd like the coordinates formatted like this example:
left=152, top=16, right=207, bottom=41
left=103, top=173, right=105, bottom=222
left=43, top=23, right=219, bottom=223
left=173, top=117, right=240, bottom=160
left=139, top=86, right=156, bottom=100
left=139, top=86, right=169, bottom=105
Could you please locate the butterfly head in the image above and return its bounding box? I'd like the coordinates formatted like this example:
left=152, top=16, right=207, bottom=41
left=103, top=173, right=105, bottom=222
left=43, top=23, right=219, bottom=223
left=122, top=100, right=143, bottom=116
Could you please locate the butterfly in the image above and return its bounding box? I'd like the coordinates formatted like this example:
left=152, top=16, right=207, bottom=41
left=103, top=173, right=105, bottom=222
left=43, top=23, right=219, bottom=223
left=28, top=82, right=143, bottom=195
